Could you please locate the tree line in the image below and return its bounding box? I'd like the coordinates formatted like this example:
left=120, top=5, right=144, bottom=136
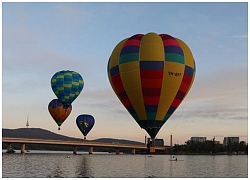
left=171, top=140, right=248, bottom=154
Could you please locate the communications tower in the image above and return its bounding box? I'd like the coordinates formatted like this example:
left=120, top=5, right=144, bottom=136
left=26, top=114, right=29, bottom=128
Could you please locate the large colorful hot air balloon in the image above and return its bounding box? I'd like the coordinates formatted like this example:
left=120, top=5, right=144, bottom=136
left=51, top=70, right=84, bottom=106
left=48, top=99, right=72, bottom=130
left=76, top=114, right=95, bottom=139
left=107, top=32, right=196, bottom=140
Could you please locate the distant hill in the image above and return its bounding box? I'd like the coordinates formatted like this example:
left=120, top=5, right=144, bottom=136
left=91, top=138, right=144, bottom=145
left=2, top=128, right=144, bottom=145
left=2, top=128, right=80, bottom=141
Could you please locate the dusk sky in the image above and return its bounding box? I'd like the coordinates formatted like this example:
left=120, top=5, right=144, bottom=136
left=2, top=2, right=248, bottom=145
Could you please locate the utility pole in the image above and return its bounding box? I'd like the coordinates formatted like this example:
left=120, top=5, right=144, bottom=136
left=170, top=134, right=173, bottom=153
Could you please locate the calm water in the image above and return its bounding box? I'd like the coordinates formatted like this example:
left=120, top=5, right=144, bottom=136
left=2, top=151, right=248, bottom=178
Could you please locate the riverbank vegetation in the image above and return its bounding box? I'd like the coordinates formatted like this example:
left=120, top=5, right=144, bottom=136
left=170, top=140, right=248, bottom=155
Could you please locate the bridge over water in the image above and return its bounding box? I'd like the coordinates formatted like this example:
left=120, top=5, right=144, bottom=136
left=2, top=137, right=166, bottom=154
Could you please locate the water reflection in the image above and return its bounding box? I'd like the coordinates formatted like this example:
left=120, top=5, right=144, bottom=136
left=169, top=155, right=173, bottom=177
left=143, top=155, right=155, bottom=178
left=45, top=154, right=95, bottom=178
left=143, top=155, right=169, bottom=178
left=2, top=153, right=248, bottom=178
left=46, top=155, right=66, bottom=178
left=48, top=164, right=64, bottom=178
left=76, top=155, right=93, bottom=178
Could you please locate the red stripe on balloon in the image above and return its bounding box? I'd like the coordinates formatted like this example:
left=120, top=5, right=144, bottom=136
left=142, top=87, right=161, bottom=105
left=171, top=98, right=181, bottom=108
left=140, top=70, right=164, bottom=79
left=142, top=88, right=161, bottom=96
left=120, top=97, right=132, bottom=107
left=141, top=79, right=163, bottom=88
left=123, top=39, right=141, bottom=47
left=143, top=96, right=160, bottom=105
left=123, top=34, right=143, bottom=47
left=182, top=74, right=192, bottom=85
left=179, top=81, right=190, bottom=93
left=140, top=70, right=164, bottom=88
left=160, top=34, right=181, bottom=47
left=140, top=69, right=163, bottom=107
left=111, top=74, right=124, bottom=93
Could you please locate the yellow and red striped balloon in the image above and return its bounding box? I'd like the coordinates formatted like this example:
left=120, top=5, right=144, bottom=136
left=48, top=99, right=72, bottom=130
left=107, top=32, right=196, bottom=139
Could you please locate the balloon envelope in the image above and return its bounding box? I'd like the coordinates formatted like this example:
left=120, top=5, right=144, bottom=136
left=51, top=70, right=84, bottom=106
left=107, top=32, right=196, bottom=139
left=76, top=114, right=95, bottom=137
left=48, top=99, right=72, bottom=130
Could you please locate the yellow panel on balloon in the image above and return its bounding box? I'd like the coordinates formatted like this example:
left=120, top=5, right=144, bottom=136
left=120, top=69, right=146, bottom=119
left=120, top=66, right=141, bottom=90
left=126, top=88, right=147, bottom=120
left=119, top=61, right=139, bottom=73
left=140, top=33, right=164, bottom=61
left=109, top=39, right=127, bottom=68
left=175, top=38, right=195, bottom=69
left=156, top=62, right=184, bottom=120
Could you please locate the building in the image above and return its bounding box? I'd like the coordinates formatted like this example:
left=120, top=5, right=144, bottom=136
left=191, top=137, right=206, bottom=143
left=214, top=140, right=220, bottom=145
left=223, top=137, right=239, bottom=146
left=155, top=139, right=164, bottom=146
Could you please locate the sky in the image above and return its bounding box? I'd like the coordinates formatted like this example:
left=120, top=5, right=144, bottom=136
left=2, top=2, right=248, bottom=145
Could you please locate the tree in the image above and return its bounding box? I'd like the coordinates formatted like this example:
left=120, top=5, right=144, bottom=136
left=239, top=141, right=248, bottom=153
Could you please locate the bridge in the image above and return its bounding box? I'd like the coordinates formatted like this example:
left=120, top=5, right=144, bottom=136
left=2, top=137, right=166, bottom=154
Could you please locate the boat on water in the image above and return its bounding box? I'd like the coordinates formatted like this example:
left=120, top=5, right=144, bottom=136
left=169, top=155, right=177, bottom=161
left=169, top=155, right=183, bottom=161
left=6, top=149, right=15, bottom=153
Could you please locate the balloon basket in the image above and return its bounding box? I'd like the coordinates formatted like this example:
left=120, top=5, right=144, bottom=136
left=146, top=138, right=156, bottom=154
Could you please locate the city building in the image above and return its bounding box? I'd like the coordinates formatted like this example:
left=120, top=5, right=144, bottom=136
left=155, top=139, right=164, bottom=146
left=191, top=137, right=207, bottom=143
left=223, top=137, right=239, bottom=146
left=214, top=140, right=220, bottom=145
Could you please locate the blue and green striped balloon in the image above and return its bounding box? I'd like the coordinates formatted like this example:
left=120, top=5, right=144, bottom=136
left=51, top=70, right=84, bottom=105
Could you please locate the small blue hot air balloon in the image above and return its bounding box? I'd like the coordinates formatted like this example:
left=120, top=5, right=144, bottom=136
left=76, top=114, right=95, bottom=140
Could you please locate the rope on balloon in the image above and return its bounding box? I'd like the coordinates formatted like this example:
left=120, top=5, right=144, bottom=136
left=171, top=101, right=186, bottom=134
left=167, top=99, right=187, bottom=140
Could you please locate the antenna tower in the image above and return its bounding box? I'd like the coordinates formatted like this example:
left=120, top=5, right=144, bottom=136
left=26, top=114, right=29, bottom=128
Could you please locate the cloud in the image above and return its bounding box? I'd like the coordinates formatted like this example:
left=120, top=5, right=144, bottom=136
left=182, top=106, right=247, bottom=121
left=55, top=3, right=92, bottom=20
left=180, top=63, right=248, bottom=121
left=232, top=35, right=248, bottom=39
left=3, top=26, right=35, bottom=45
left=75, top=86, right=128, bottom=116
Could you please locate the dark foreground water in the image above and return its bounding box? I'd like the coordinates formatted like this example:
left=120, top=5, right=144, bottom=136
left=2, top=151, right=248, bottom=178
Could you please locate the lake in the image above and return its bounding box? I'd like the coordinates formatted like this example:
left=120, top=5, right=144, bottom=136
left=2, top=151, right=248, bottom=178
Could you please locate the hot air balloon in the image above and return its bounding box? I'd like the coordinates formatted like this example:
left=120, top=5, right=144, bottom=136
left=107, top=32, right=196, bottom=141
left=51, top=70, right=84, bottom=107
left=76, top=114, right=95, bottom=140
left=48, top=99, right=72, bottom=130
